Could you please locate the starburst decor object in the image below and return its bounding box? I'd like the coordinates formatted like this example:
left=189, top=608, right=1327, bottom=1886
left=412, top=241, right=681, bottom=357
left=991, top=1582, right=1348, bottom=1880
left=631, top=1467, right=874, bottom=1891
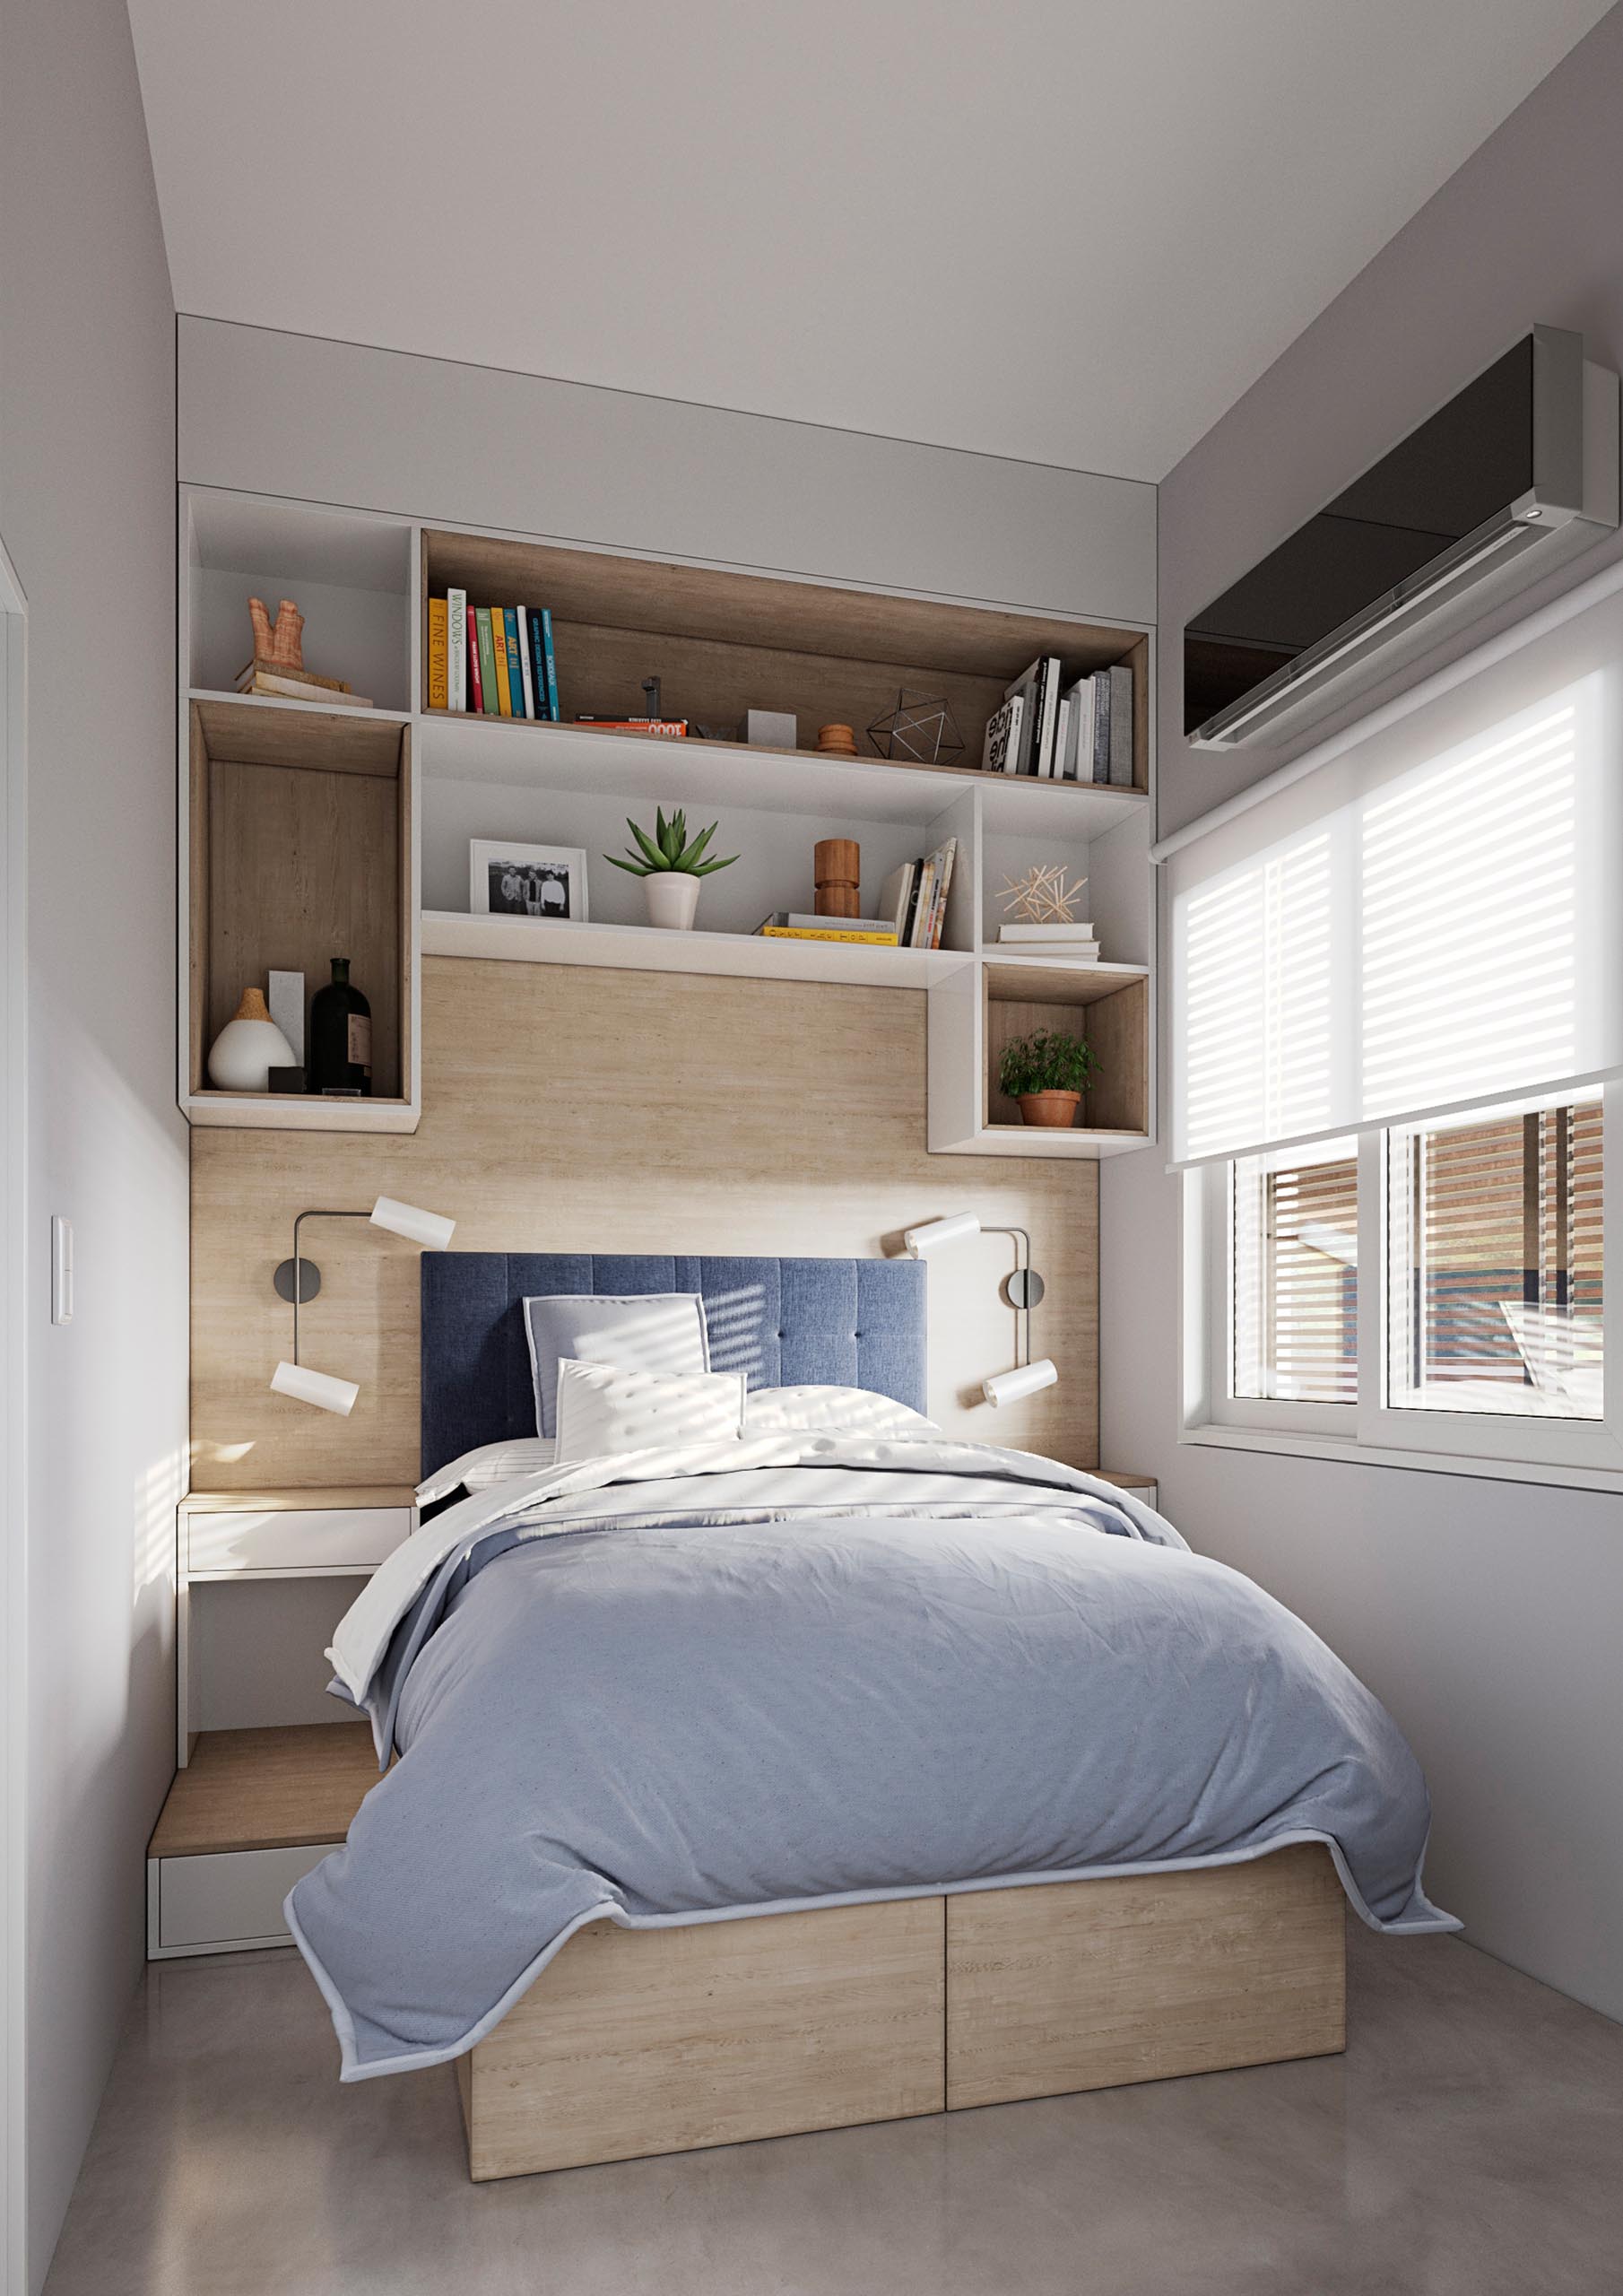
left=867, top=690, right=964, bottom=767
left=997, top=863, right=1089, bottom=926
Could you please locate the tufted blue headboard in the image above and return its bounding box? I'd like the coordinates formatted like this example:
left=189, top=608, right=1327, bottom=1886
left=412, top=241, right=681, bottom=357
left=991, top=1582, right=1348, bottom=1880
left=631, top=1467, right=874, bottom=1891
left=420, top=1253, right=927, bottom=1479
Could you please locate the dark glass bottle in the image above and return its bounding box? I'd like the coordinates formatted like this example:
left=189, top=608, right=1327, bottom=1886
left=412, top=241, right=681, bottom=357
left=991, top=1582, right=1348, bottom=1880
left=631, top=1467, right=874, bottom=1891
left=308, top=957, right=372, bottom=1096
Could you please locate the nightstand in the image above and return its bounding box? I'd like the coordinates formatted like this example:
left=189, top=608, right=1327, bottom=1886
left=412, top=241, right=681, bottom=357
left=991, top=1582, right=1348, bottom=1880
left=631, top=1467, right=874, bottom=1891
left=151, top=1485, right=415, bottom=1959
left=1097, top=1468, right=1160, bottom=1511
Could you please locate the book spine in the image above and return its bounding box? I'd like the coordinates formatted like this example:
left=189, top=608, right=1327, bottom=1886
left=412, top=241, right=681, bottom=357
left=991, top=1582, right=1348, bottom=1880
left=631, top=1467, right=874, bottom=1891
left=1039, top=658, right=1063, bottom=778
left=447, top=590, right=467, bottom=711
left=474, top=608, right=497, bottom=715
left=492, top=612, right=514, bottom=716
left=1002, top=692, right=1024, bottom=772
left=898, top=862, right=924, bottom=947
left=541, top=608, right=560, bottom=719
left=502, top=608, right=526, bottom=718
left=1108, top=664, right=1134, bottom=785
left=1091, top=669, right=1111, bottom=782
left=514, top=607, right=537, bottom=718
left=1023, top=670, right=1046, bottom=778
left=527, top=612, right=548, bottom=724
left=759, top=926, right=898, bottom=944
left=929, top=839, right=957, bottom=948
left=1049, top=694, right=1070, bottom=786
left=427, top=597, right=449, bottom=711
left=909, top=857, right=937, bottom=948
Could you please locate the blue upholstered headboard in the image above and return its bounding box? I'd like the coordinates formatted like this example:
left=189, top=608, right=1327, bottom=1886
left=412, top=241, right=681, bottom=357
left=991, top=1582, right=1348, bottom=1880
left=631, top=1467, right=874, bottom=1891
left=420, top=1253, right=927, bottom=1478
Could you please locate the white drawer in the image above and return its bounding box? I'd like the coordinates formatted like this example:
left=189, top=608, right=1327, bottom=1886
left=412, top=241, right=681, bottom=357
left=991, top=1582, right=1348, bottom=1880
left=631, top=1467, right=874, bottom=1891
left=152, top=1843, right=335, bottom=1953
left=186, top=1505, right=412, bottom=1577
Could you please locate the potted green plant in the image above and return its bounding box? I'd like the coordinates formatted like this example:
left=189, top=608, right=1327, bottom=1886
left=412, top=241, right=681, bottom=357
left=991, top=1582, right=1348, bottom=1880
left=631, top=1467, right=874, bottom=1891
left=997, top=1026, right=1099, bottom=1128
left=605, top=806, right=738, bottom=930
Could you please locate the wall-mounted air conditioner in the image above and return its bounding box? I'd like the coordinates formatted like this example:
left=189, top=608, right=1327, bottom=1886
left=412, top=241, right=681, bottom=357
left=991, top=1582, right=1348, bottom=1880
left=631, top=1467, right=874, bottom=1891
left=1185, top=326, right=1619, bottom=751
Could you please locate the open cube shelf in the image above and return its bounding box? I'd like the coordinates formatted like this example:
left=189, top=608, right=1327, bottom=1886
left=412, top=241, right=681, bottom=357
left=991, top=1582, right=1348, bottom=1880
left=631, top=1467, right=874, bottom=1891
left=183, top=697, right=418, bottom=1131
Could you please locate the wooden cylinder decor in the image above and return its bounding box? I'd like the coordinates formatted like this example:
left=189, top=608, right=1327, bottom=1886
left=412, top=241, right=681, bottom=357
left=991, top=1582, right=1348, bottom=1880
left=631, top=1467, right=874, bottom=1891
left=814, top=838, right=861, bottom=918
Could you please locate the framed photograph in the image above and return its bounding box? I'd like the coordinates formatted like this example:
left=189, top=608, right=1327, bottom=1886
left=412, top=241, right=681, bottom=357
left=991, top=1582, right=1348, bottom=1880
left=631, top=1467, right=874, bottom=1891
left=470, top=839, right=589, bottom=924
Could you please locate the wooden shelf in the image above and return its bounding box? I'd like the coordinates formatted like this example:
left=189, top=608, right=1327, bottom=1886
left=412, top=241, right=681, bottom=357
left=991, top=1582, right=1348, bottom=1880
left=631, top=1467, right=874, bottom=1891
left=182, top=693, right=419, bottom=1133
left=149, top=1724, right=378, bottom=1859
left=422, top=909, right=974, bottom=989
left=421, top=526, right=1150, bottom=796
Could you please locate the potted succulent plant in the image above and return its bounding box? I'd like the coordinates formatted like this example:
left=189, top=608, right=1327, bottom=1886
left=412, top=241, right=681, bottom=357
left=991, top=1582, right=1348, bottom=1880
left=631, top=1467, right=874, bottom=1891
left=997, top=1026, right=1099, bottom=1128
left=605, top=806, right=738, bottom=930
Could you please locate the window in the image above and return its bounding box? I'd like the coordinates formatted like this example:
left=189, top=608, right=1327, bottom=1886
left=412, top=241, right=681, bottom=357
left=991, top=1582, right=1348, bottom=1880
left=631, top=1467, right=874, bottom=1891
left=1171, top=638, right=1623, bottom=1484
left=1233, top=1144, right=1358, bottom=1404
left=1390, top=1094, right=1602, bottom=1420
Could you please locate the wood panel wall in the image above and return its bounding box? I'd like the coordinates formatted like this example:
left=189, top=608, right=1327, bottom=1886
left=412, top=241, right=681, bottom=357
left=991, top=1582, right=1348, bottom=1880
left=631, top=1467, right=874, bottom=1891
left=190, top=958, right=1098, bottom=1490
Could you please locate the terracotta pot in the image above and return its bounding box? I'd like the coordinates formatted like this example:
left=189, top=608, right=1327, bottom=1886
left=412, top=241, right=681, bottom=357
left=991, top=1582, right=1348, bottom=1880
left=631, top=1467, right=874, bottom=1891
left=1017, top=1089, right=1081, bottom=1129
left=644, top=873, right=701, bottom=930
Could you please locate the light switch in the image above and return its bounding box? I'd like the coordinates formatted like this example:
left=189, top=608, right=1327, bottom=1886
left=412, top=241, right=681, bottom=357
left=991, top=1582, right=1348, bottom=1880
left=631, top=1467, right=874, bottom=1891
left=51, top=1214, right=72, bottom=1325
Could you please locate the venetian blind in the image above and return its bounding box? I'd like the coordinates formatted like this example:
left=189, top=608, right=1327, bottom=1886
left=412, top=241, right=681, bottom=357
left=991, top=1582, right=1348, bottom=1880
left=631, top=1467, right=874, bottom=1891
left=1170, top=666, right=1623, bottom=1167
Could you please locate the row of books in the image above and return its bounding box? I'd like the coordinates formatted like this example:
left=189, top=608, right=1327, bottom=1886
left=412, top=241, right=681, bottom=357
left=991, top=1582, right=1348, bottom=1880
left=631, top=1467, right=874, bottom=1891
left=428, top=594, right=560, bottom=720
left=878, top=840, right=958, bottom=949
left=982, top=660, right=1135, bottom=784
left=752, top=839, right=959, bottom=952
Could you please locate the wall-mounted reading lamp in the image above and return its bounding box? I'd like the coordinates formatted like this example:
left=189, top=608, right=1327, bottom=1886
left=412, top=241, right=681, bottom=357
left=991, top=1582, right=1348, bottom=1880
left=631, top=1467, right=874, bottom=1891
left=902, top=1213, right=1059, bottom=1406
left=270, top=1195, right=456, bottom=1415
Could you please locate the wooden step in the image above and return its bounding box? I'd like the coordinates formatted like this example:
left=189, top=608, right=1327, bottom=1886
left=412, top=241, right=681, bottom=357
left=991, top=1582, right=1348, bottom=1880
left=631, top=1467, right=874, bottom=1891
left=149, top=1723, right=378, bottom=1859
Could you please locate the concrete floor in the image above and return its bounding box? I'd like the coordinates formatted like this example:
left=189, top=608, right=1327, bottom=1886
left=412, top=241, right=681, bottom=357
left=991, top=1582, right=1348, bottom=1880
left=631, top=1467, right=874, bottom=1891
left=43, top=1924, right=1623, bottom=2296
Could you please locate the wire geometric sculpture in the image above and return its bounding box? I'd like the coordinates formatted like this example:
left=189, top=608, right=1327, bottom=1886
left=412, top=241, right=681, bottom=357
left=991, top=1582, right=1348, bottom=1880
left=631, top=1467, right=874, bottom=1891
left=997, top=863, right=1088, bottom=925
left=868, top=690, right=964, bottom=767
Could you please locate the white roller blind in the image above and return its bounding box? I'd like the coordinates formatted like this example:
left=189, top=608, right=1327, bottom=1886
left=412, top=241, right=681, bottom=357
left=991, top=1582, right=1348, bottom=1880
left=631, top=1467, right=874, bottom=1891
left=1171, top=661, right=1622, bottom=1167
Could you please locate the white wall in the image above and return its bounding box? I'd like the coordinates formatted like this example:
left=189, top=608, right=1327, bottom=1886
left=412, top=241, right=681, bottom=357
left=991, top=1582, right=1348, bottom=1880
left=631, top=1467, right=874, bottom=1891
left=1105, top=4, right=1623, bottom=2022
left=0, top=1, right=189, bottom=2284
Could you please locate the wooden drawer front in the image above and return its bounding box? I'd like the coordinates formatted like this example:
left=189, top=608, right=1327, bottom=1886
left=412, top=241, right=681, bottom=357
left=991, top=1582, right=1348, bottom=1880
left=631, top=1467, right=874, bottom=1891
left=186, top=1506, right=411, bottom=1576
left=155, top=1843, right=335, bottom=1952
left=463, top=1898, right=946, bottom=2180
left=945, top=1846, right=1346, bottom=2110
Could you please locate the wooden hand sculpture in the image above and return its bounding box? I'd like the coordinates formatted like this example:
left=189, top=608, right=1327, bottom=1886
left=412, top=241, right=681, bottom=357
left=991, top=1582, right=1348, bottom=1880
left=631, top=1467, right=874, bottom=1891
left=247, top=596, right=306, bottom=670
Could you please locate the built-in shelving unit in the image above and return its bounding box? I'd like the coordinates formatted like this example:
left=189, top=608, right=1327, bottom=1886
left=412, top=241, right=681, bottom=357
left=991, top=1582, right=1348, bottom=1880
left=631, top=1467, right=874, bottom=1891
left=178, top=486, right=1156, bottom=1154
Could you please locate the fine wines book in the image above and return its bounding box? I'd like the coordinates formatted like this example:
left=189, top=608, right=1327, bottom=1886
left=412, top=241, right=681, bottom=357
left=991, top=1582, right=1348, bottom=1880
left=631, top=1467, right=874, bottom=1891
left=308, top=957, right=372, bottom=1097
left=502, top=607, right=526, bottom=718
left=447, top=589, right=467, bottom=712
left=514, top=606, right=537, bottom=719
left=474, top=608, right=498, bottom=716
left=427, top=597, right=449, bottom=710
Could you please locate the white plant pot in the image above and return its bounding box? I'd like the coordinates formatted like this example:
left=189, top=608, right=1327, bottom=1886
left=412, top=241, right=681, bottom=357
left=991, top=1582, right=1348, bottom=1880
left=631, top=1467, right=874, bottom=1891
left=644, top=874, right=701, bottom=931
left=207, top=991, right=296, bottom=1091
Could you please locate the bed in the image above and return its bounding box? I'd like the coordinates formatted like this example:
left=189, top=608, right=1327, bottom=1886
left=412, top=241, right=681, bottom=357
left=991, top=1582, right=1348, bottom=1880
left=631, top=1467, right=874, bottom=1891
left=287, top=1252, right=1454, bottom=2181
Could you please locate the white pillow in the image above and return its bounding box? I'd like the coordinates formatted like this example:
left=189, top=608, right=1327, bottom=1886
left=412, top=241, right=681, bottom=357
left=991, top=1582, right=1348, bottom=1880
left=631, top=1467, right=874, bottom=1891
left=742, top=1385, right=941, bottom=1438
left=553, top=1358, right=747, bottom=1464
left=416, top=1437, right=559, bottom=1506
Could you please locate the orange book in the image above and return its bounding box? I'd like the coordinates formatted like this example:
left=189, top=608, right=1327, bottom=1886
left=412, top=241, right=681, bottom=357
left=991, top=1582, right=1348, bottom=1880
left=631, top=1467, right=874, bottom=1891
left=427, top=597, right=448, bottom=710
left=491, top=613, right=513, bottom=716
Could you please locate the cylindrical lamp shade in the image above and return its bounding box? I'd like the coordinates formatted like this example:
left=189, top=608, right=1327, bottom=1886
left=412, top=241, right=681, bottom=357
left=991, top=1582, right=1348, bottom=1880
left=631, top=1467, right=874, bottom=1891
left=271, top=1360, right=360, bottom=1416
left=903, top=1213, right=981, bottom=1258
left=982, top=1358, right=1059, bottom=1408
left=369, top=1196, right=456, bottom=1251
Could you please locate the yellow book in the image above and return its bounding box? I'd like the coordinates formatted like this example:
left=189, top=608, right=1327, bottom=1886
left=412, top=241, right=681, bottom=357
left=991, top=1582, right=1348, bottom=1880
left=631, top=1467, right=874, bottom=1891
left=491, top=614, right=513, bottom=717
left=427, top=597, right=448, bottom=711
left=757, top=926, right=898, bottom=945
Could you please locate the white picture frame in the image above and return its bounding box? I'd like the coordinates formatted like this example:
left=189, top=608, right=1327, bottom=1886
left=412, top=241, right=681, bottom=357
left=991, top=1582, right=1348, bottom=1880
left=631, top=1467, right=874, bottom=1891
left=469, top=839, right=589, bottom=924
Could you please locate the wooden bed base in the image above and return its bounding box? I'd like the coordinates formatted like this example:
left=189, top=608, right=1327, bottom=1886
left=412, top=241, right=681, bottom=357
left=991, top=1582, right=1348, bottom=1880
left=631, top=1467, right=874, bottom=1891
left=456, top=1844, right=1346, bottom=2181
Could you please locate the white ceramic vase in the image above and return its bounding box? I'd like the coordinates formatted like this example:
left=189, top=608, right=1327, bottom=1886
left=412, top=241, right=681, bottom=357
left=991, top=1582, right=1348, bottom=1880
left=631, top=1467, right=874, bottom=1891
left=644, top=873, right=700, bottom=930
left=207, top=987, right=296, bottom=1091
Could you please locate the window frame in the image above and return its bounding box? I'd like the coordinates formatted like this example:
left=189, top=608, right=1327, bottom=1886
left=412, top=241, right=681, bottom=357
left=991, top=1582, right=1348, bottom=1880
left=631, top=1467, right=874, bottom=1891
left=1183, top=1081, right=1623, bottom=1484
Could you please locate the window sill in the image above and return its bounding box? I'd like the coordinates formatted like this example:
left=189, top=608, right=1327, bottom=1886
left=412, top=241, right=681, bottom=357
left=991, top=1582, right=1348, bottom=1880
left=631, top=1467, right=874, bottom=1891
left=1179, top=1420, right=1623, bottom=1496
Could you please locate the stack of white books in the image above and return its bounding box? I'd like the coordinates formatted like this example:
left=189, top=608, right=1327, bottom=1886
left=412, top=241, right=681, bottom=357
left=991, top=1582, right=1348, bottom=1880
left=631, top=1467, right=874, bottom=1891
left=995, top=921, right=1101, bottom=960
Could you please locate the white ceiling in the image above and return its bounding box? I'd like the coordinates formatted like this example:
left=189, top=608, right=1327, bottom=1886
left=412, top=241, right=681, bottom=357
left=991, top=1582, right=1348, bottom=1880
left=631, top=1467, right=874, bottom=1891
left=128, top=0, right=1611, bottom=483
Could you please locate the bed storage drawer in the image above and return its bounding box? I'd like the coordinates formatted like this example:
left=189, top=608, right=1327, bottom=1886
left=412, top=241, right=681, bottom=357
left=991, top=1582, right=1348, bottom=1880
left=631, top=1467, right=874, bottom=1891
left=185, top=1505, right=411, bottom=1576
left=150, top=1842, right=336, bottom=1955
